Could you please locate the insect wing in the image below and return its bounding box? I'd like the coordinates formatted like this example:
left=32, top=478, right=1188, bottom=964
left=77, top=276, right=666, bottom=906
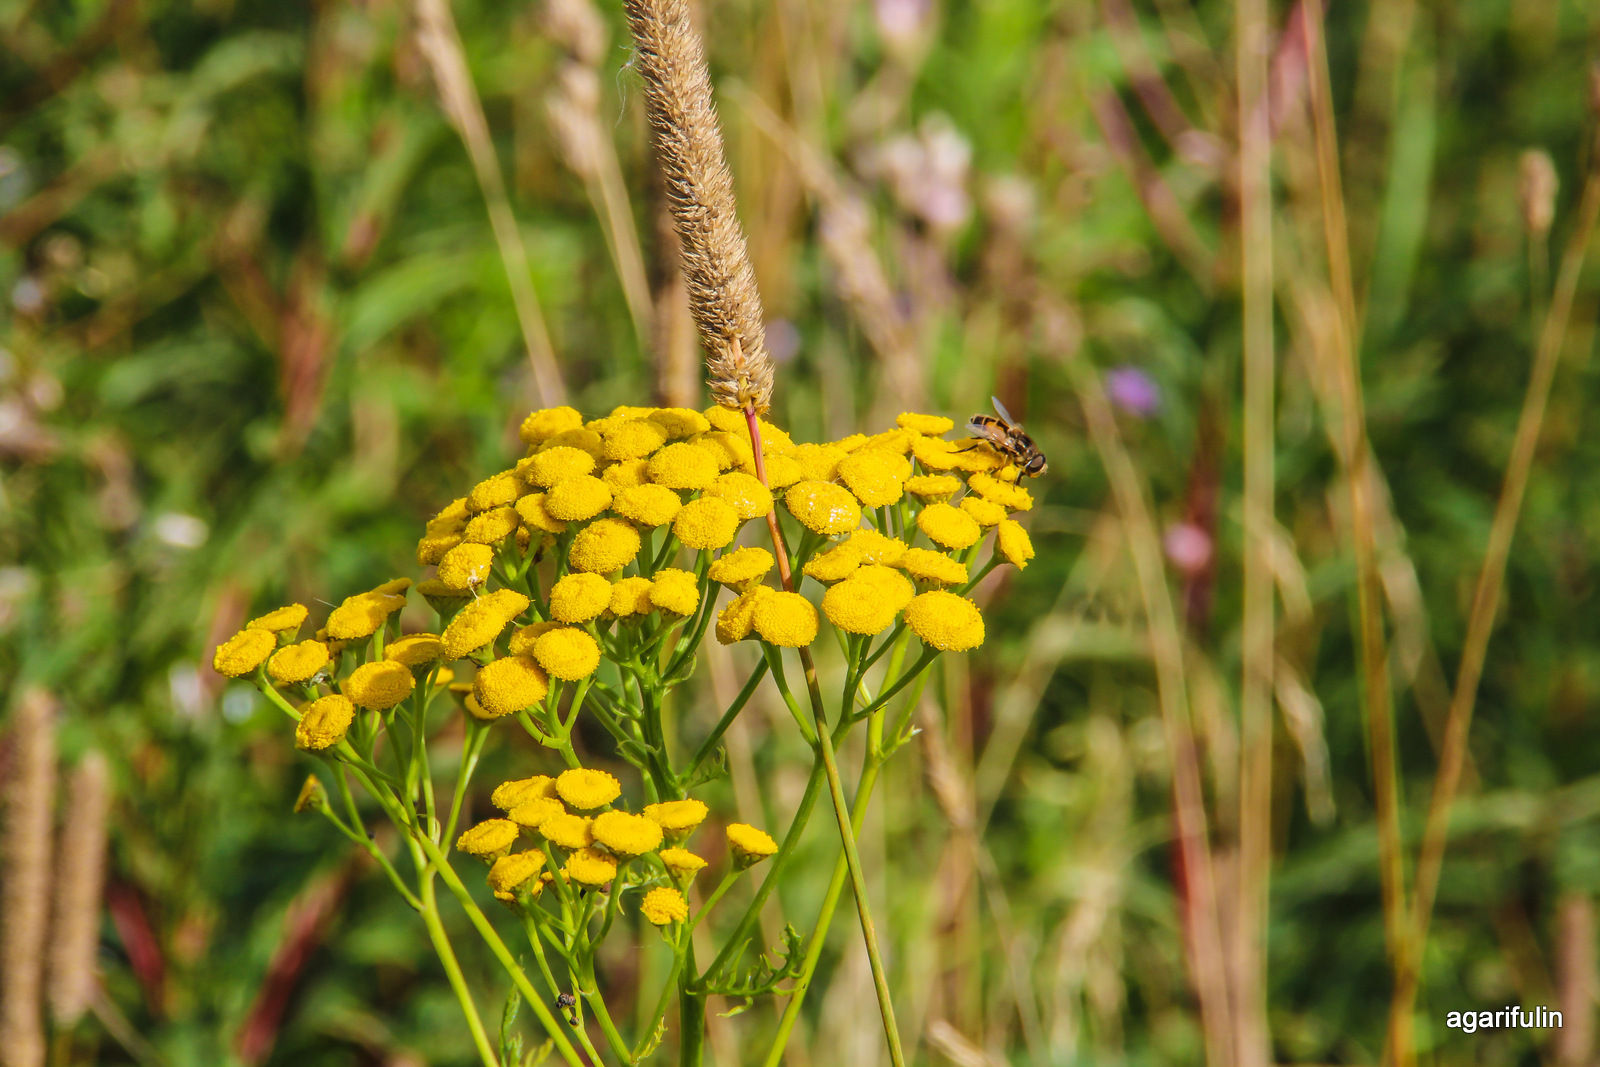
left=989, top=395, right=1019, bottom=428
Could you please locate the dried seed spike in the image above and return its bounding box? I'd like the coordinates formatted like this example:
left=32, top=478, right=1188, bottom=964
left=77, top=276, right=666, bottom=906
left=623, top=0, right=774, bottom=413
left=48, top=751, right=111, bottom=1027
left=2, top=688, right=56, bottom=1067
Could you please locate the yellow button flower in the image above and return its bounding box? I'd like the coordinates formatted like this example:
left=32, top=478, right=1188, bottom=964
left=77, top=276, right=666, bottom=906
left=544, top=475, right=612, bottom=522
left=563, top=846, right=618, bottom=886
left=673, top=497, right=741, bottom=550
left=916, top=502, right=983, bottom=550
left=640, top=886, right=689, bottom=926
left=905, top=474, right=961, bottom=502
left=784, top=481, right=862, bottom=536
left=532, top=628, right=601, bottom=680
left=520, top=406, right=584, bottom=445
left=834, top=433, right=868, bottom=452
left=708, top=546, right=774, bottom=588
left=473, top=655, right=550, bottom=717
left=901, top=548, right=968, bottom=586
left=822, top=576, right=900, bottom=635
left=295, top=694, right=355, bottom=750
left=437, top=543, right=495, bottom=588
left=693, top=431, right=752, bottom=470
left=612, top=484, right=683, bottom=528
left=997, top=519, right=1034, bottom=569
left=556, top=767, right=622, bottom=810
left=897, top=412, right=955, bottom=435
left=213, top=628, right=276, bottom=677
left=507, top=621, right=561, bottom=655
left=458, top=818, right=519, bottom=858
left=968, top=471, right=1034, bottom=511
left=549, top=573, right=612, bottom=624
left=845, top=528, right=909, bottom=566
left=592, top=810, right=664, bottom=856
left=909, top=434, right=962, bottom=471
left=727, top=823, right=779, bottom=868
left=644, top=799, right=708, bottom=839
left=602, top=418, right=669, bottom=461
left=715, top=587, right=766, bottom=644
left=609, top=576, right=655, bottom=617
left=269, top=640, right=330, bottom=685
left=441, top=589, right=530, bottom=659
left=492, top=775, right=558, bottom=811
left=601, top=458, right=652, bottom=490
left=949, top=441, right=1007, bottom=473
left=427, top=496, right=471, bottom=533
left=387, top=633, right=444, bottom=667
left=508, top=797, right=565, bottom=829
left=513, top=493, right=568, bottom=535
left=488, top=850, right=545, bottom=900
left=864, top=428, right=915, bottom=454
left=325, top=591, right=407, bottom=641
left=463, top=506, right=519, bottom=545
left=649, top=568, right=701, bottom=616
left=704, top=405, right=746, bottom=434
left=650, top=407, right=711, bottom=438
left=417, top=532, right=462, bottom=565
left=792, top=442, right=847, bottom=483
left=905, top=590, right=985, bottom=651
left=802, top=541, right=863, bottom=583
left=541, top=427, right=606, bottom=459
left=648, top=442, right=721, bottom=490
left=525, top=445, right=597, bottom=487
left=468, top=471, right=523, bottom=512
left=753, top=453, right=803, bottom=487
left=659, top=847, right=707, bottom=877
left=752, top=590, right=819, bottom=647
left=568, top=518, right=641, bottom=574
left=541, top=813, right=595, bottom=850
left=857, top=564, right=916, bottom=610
left=960, top=496, right=1008, bottom=527
left=702, top=471, right=774, bottom=520
left=248, top=604, right=308, bottom=634
left=345, top=660, right=416, bottom=710
left=838, top=450, right=908, bottom=507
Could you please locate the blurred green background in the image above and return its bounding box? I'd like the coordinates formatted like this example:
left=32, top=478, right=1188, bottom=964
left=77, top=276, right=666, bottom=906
left=3, top=0, right=1600, bottom=1063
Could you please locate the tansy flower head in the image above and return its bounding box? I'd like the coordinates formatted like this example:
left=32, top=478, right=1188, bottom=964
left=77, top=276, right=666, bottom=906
left=325, top=591, right=407, bottom=641
left=822, top=576, right=901, bottom=635
left=602, top=458, right=651, bottom=490
left=462, top=506, right=519, bottom=545
left=969, top=471, right=1034, bottom=511
left=897, top=412, right=955, bottom=435
left=693, top=431, right=751, bottom=470
left=514, top=493, right=568, bottom=534
left=659, top=847, right=707, bottom=876
left=544, top=475, right=612, bottom=522
left=784, top=481, right=862, bottom=536
left=441, top=589, right=530, bottom=659
left=834, top=433, right=869, bottom=452
left=213, top=628, right=276, bottom=677
left=269, top=640, right=330, bottom=685
left=649, top=568, right=701, bottom=616
left=345, top=660, right=416, bottom=710
left=417, top=532, right=462, bottom=565
left=563, top=846, right=618, bottom=886
left=650, top=407, right=711, bottom=438
left=295, top=694, right=354, bottom=750
left=458, top=819, right=519, bottom=858
left=473, top=655, right=550, bottom=717
left=997, top=519, right=1034, bottom=569
left=644, top=799, right=708, bottom=840
left=313, top=628, right=349, bottom=657
left=648, top=442, right=721, bottom=490
left=541, top=813, right=595, bottom=850
left=708, top=546, right=774, bottom=588
left=508, top=621, right=560, bottom=656
left=716, top=587, right=767, bottom=644
left=857, top=564, right=916, bottom=610
left=640, top=886, right=689, bottom=925
left=437, top=542, right=495, bottom=588
left=508, top=797, right=565, bottom=829
left=845, top=528, right=909, bottom=566
left=838, top=450, right=908, bottom=507
left=917, top=502, right=983, bottom=550
left=902, top=548, right=968, bottom=586
left=488, top=850, right=545, bottom=900
left=387, top=633, right=444, bottom=667
left=540, top=427, right=606, bottom=459
left=556, top=767, right=622, bottom=810
left=612, top=484, right=683, bottom=527
left=703, top=405, right=746, bottom=434
left=747, top=453, right=804, bottom=488
left=864, top=428, right=915, bottom=454
left=910, top=434, right=962, bottom=471
left=702, top=471, right=774, bottom=520
left=525, top=446, right=597, bottom=487
left=602, top=418, right=669, bottom=461
left=752, top=591, right=819, bottom=647
left=793, top=442, right=847, bottom=483
left=248, top=604, right=308, bottom=635
left=493, top=775, right=558, bottom=811
left=609, top=576, right=655, bottom=617
left=803, top=541, right=864, bottom=583
left=726, top=823, right=779, bottom=868
left=532, top=628, right=601, bottom=680
left=549, top=573, right=612, bottom=624
left=569, top=518, right=641, bottom=574
left=468, top=471, right=523, bottom=512
left=673, top=497, right=741, bottom=550
left=905, top=590, right=985, bottom=651
left=905, top=474, right=961, bottom=502
left=592, top=810, right=664, bottom=856
left=427, top=497, right=471, bottom=534
left=520, top=406, right=584, bottom=445
left=949, top=440, right=1007, bottom=473
left=960, top=496, right=1008, bottom=527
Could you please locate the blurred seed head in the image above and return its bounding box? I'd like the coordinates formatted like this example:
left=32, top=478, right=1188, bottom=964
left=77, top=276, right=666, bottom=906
left=48, top=752, right=111, bottom=1028
left=1519, top=149, right=1558, bottom=236
left=543, top=0, right=608, bottom=67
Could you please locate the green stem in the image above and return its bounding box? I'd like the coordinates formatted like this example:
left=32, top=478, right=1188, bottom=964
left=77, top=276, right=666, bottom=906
left=678, top=941, right=705, bottom=1067
left=420, top=876, right=503, bottom=1067
left=686, top=658, right=770, bottom=779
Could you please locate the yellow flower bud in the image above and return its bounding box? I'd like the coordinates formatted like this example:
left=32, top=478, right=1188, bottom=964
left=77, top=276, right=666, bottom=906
left=525, top=445, right=597, bottom=487
left=901, top=548, right=968, bottom=586
left=726, top=823, right=778, bottom=868
left=896, top=412, right=955, bottom=435
left=437, top=542, right=495, bottom=588
left=612, top=484, right=683, bottom=527
left=784, top=481, right=861, bottom=536
left=295, top=694, right=355, bottom=750
left=640, top=886, right=689, bottom=925
left=247, top=604, right=308, bottom=634
left=673, top=497, right=741, bottom=550
left=457, top=818, right=519, bottom=858
left=648, top=442, right=721, bottom=490
left=531, top=628, right=601, bottom=681
left=556, top=767, right=621, bottom=810
left=752, top=591, right=819, bottom=648
left=592, top=810, right=663, bottom=856
left=563, top=845, right=617, bottom=886
left=649, top=568, right=701, bottom=616
left=701, top=471, right=774, bottom=520
left=472, top=655, right=550, bottom=717
left=916, top=502, right=982, bottom=550
left=568, top=518, right=642, bottom=574
left=904, top=590, right=985, bottom=651
left=608, top=576, right=655, bottom=617
left=996, top=519, right=1034, bottom=569
left=514, top=493, right=568, bottom=534
left=462, top=506, right=519, bottom=545
left=548, top=573, right=612, bottom=624
left=708, top=546, right=774, bottom=589
left=492, top=775, right=558, bottom=811
left=520, top=406, right=584, bottom=445
left=440, top=588, right=530, bottom=659
left=268, top=640, right=331, bottom=685
left=345, top=660, right=416, bottom=710
left=213, top=628, right=275, bottom=677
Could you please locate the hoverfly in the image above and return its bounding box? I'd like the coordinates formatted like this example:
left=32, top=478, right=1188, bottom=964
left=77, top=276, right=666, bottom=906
left=967, top=396, right=1048, bottom=479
